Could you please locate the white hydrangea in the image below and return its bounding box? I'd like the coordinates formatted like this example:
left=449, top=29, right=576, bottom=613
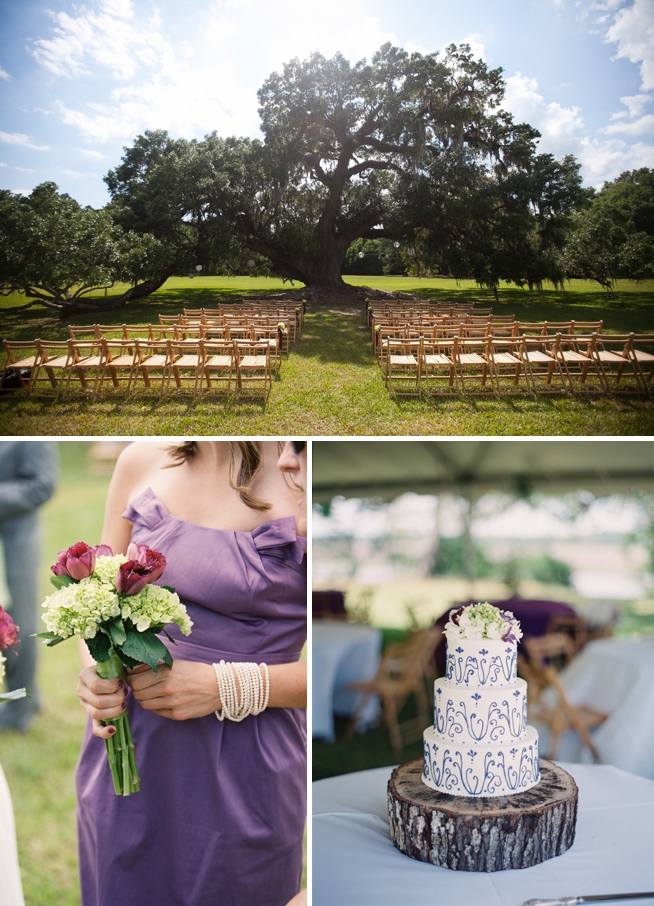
left=120, top=584, right=193, bottom=636
left=92, top=554, right=128, bottom=586
left=444, top=602, right=522, bottom=643
left=42, top=580, right=121, bottom=639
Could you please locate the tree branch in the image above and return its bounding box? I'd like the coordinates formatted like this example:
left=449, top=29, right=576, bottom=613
left=348, top=160, right=402, bottom=178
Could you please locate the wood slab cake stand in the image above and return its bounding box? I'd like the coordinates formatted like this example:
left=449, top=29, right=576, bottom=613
left=388, top=759, right=578, bottom=872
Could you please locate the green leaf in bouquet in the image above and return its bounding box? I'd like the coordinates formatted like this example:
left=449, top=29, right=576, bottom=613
left=50, top=575, right=75, bottom=589
left=161, top=628, right=178, bottom=646
left=116, top=650, right=140, bottom=670
left=108, top=617, right=127, bottom=648
left=85, top=632, right=112, bottom=663
left=121, top=628, right=172, bottom=671
left=34, top=631, right=66, bottom=647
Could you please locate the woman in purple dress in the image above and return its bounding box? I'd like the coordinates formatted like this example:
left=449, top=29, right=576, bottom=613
left=75, top=441, right=307, bottom=906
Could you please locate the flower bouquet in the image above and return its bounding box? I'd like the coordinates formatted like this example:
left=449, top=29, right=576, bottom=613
left=443, top=601, right=523, bottom=643
left=38, top=541, right=192, bottom=796
left=0, top=606, right=29, bottom=704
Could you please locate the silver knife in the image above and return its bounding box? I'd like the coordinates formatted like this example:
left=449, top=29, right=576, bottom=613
left=523, top=896, right=654, bottom=906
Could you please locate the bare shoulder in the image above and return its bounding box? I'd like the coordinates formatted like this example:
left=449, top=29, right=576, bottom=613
left=110, top=442, right=172, bottom=501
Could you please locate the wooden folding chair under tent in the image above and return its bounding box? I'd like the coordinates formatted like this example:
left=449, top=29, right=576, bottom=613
left=345, top=626, right=443, bottom=752
left=518, top=633, right=607, bottom=762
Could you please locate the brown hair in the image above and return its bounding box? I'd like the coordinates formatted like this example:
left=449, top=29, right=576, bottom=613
left=167, top=442, right=271, bottom=511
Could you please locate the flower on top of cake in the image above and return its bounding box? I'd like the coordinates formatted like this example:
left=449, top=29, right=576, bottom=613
left=444, top=602, right=523, bottom=644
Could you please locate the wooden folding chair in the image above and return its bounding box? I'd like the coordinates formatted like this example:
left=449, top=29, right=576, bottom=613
left=130, top=338, right=171, bottom=398
left=198, top=339, right=234, bottom=397
left=518, top=633, right=607, bottom=762
left=345, top=627, right=443, bottom=752
left=593, top=334, right=649, bottom=396
left=98, top=339, right=139, bottom=397
left=385, top=338, right=422, bottom=398
left=233, top=340, right=272, bottom=396
left=453, top=336, right=495, bottom=395
left=1, top=340, right=41, bottom=394
left=517, top=334, right=565, bottom=394
left=488, top=335, right=532, bottom=395
left=62, top=338, right=106, bottom=398
left=630, top=334, right=654, bottom=388
left=420, top=337, right=457, bottom=397
left=165, top=339, right=203, bottom=399
left=32, top=340, right=74, bottom=399
left=554, top=333, right=608, bottom=394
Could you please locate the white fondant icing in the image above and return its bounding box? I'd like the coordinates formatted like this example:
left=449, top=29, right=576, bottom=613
left=423, top=637, right=540, bottom=797
left=433, top=678, right=528, bottom=743
left=445, top=639, right=517, bottom=688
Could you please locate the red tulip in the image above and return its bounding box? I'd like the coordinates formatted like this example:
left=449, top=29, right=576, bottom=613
left=0, top=607, right=19, bottom=650
left=51, top=542, right=96, bottom=581
left=93, top=544, right=113, bottom=557
left=116, top=561, right=151, bottom=596
left=126, top=543, right=166, bottom=583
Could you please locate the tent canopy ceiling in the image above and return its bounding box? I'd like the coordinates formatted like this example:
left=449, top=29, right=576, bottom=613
left=313, top=441, right=654, bottom=503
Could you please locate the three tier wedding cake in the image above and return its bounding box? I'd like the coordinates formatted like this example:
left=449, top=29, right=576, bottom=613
left=422, top=602, right=540, bottom=797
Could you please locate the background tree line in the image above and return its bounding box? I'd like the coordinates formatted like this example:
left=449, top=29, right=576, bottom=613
left=1, top=42, right=653, bottom=316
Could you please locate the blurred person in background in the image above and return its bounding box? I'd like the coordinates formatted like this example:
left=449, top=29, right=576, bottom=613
left=0, top=441, right=58, bottom=732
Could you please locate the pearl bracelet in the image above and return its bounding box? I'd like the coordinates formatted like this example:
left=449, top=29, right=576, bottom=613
left=213, top=660, right=270, bottom=722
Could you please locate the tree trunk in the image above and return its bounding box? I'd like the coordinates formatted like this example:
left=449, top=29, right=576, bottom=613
left=388, top=759, right=578, bottom=872
left=57, top=271, right=174, bottom=318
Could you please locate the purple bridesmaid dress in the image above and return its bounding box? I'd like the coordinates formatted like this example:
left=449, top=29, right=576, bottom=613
left=76, top=489, right=307, bottom=906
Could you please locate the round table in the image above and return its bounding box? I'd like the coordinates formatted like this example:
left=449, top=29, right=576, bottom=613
left=313, top=762, right=654, bottom=906
left=313, top=621, right=382, bottom=741
left=556, top=635, right=654, bottom=778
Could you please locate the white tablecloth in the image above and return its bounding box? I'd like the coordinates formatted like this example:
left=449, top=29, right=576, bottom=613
left=313, top=763, right=654, bottom=906
left=0, top=763, right=24, bottom=906
left=556, top=636, right=654, bottom=778
left=313, top=622, right=382, bottom=740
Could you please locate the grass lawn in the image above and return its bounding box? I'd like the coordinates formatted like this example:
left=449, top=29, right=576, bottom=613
left=1, top=277, right=654, bottom=436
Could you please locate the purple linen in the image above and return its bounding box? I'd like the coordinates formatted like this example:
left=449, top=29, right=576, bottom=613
left=76, top=488, right=307, bottom=906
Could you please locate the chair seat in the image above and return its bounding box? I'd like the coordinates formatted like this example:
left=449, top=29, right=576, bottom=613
left=42, top=355, right=69, bottom=368
left=525, top=350, right=554, bottom=362
left=424, top=354, right=451, bottom=365
left=173, top=355, right=200, bottom=367
left=490, top=353, right=520, bottom=364
left=10, top=355, right=38, bottom=368
left=241, top=356, right=267, bottom=366
left=75, top=356, right=104, bottom=368
left=597, top=351, right=627, bottom=362
left=389, top=355, right=417, bottom=365
left=557, top=351, right=591, bottom=362
left=206, top=355, right=232, bottom=367
left=140, top=355, right=167, bottom=367
left=107, top=355, right=135, bottom=366
left=632, top=349, right=654, bottom=361
left=458, top=353, right=486, bottom=364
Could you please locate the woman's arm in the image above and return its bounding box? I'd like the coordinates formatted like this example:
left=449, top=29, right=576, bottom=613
left=126, top=658, right=306, bottom=720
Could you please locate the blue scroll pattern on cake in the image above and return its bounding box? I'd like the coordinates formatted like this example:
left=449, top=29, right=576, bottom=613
left=433, top=694, right=527, bottom=742
left=422, top=738, right=540, bottom=796
left=445, top=645, right=517, bottom=686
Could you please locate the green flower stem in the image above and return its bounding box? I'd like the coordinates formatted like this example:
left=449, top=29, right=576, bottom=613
left=96, top=649, right=140, bottom=797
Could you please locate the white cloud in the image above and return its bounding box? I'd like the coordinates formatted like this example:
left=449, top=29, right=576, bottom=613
left=577, top=136, right=654, bottom=184
left=0, top=65, right=10, bottom=81
left=611, top=93, right=651, bottom=119
left=77, top=148, right=105, bottom=159
left=59, top=169, right=87, bottom=179
left=605, top=112, right=654, bottom=135
left=31, top=0, right=399, bottom=145
left=604, top=0, right=654, bottom=92
left=504, top=73, right=584, bottom=147
left=0, top=131, right=50, bottom=151
left=0, top=162, right=7, bottom=167
left=14, top=167, right=35, bottom=173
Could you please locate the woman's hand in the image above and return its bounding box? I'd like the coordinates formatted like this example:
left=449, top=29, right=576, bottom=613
left=76, top=665, right=126, bottom=739
left=126, top=660, right=220, bottom=721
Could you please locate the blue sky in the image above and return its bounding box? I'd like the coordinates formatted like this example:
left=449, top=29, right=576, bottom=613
left=0, top=0, right=653, bottom=207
